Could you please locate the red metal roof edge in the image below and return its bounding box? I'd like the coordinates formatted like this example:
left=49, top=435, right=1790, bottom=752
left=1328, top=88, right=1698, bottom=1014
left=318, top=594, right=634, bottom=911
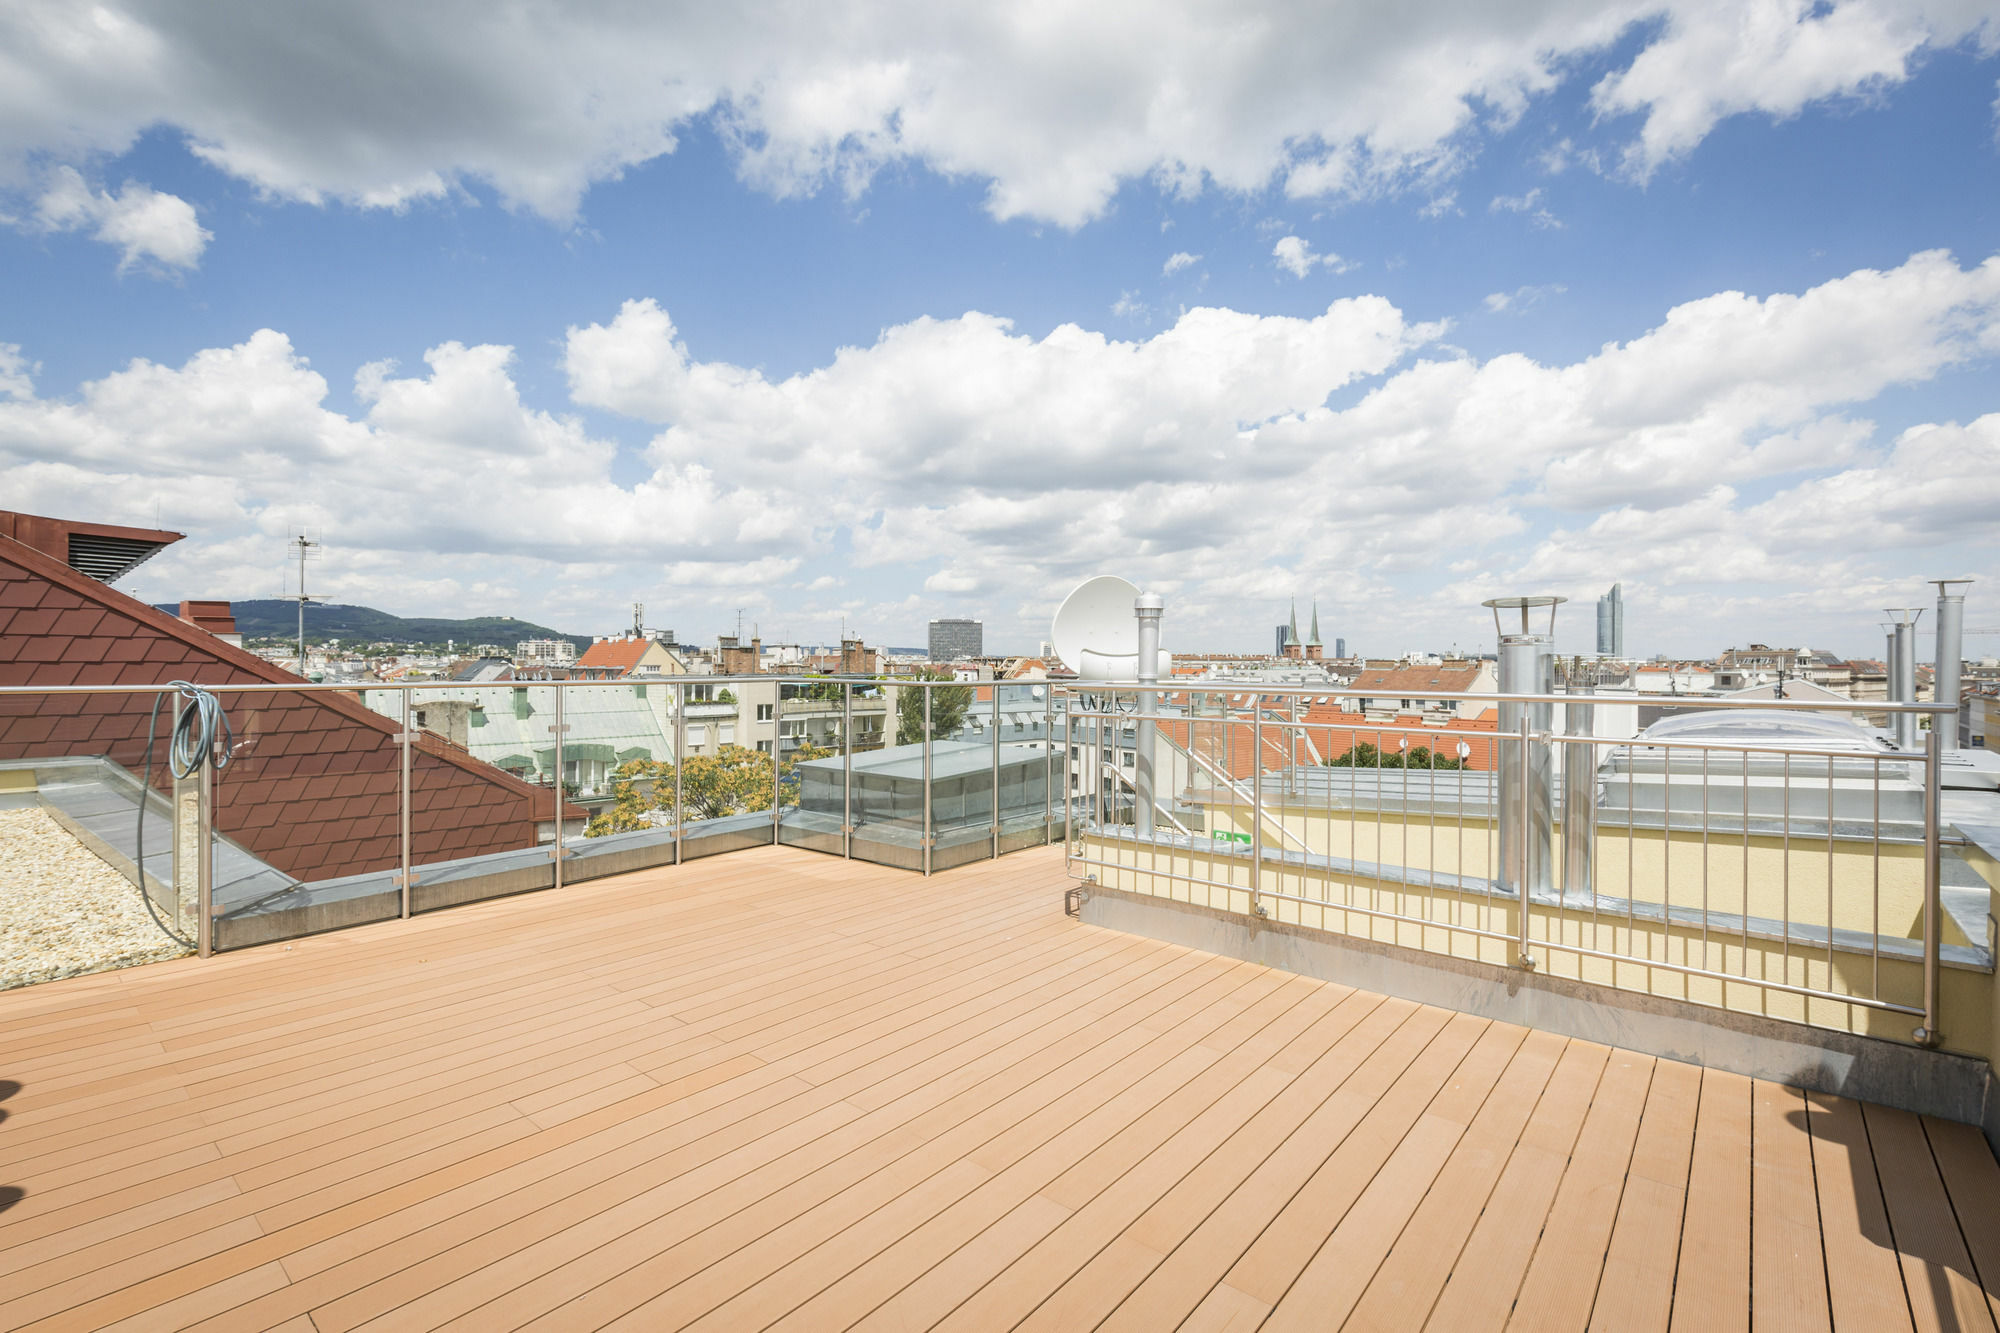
left=0, top=508, right=186, bottom=550
left=0, top=529, right=570, bottom=814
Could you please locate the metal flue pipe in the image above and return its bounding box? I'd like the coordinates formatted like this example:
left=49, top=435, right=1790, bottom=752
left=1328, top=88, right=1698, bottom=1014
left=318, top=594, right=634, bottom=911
left=1133, top=592, right=1163, bottom=838
left=1932, top=579, right=1972, bottom=752
left=1887, top=610, right=1922, bottom=751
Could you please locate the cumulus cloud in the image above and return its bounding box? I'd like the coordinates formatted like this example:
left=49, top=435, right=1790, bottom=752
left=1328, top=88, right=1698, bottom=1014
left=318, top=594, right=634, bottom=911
left=1162, top=251, right=1200, bottom=275
left=1593, top=0, right=1999, bottom=180
left=1272, top=235, right=1351, bottom=278
left=0, top=344, right=33, bottom=399
left=0, top=2, right=1989, bottom=227
left=30, top=166, right=208, bottom=272
left=3, top=249, right=1996, bottom=650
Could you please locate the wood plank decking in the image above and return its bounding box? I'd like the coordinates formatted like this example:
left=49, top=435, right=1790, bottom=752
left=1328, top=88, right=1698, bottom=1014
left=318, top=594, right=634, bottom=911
left=2, top=843, right=1998, bottom=1331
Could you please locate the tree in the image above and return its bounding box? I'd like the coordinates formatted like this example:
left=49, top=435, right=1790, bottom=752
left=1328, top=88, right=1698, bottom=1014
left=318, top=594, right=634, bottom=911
left=583, top=741, right=832, bottom=838
left=1326, top=740, right=1460, bottom=770
left=894, top=670, right=974, bottom=745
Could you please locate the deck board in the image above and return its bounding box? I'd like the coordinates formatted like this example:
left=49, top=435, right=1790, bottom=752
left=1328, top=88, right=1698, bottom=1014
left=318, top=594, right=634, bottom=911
left=0, top=844, right=1995, bottom=1331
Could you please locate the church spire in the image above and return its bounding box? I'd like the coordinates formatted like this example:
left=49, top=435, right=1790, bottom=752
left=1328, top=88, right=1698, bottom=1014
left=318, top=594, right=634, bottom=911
left=1307, top=600, right=1321, bottom=647
left=1285, top=599, right=1299, bottom=647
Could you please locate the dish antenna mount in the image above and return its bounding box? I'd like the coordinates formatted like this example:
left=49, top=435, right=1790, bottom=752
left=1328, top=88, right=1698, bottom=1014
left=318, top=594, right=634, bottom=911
left=1051, top=575, right=1171, bottom=681
left=1052, top=575, right=1171, bottom=839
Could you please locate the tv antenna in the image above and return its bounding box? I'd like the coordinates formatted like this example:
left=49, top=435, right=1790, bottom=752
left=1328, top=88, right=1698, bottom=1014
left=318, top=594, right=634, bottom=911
left=287, top=528, right=323, bottom=675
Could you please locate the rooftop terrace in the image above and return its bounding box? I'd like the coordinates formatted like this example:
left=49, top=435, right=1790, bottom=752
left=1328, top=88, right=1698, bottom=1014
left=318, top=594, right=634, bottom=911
left=4, top=845, right=1998, bottom=1330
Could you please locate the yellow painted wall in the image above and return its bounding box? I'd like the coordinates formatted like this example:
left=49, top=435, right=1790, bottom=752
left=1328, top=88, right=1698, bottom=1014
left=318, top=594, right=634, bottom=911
left=1077, top=821, right=1998, bottom=1063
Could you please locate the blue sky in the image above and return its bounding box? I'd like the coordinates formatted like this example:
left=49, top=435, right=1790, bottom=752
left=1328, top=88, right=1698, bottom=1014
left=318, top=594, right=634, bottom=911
left=2, top=2, right=1997, bottom=660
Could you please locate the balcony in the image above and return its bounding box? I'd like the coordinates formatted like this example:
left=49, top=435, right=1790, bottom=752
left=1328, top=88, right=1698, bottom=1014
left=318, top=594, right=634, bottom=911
left=5, top=649, right=2000, bottom=1327
left=5, top=843, right=2000, bottom=1329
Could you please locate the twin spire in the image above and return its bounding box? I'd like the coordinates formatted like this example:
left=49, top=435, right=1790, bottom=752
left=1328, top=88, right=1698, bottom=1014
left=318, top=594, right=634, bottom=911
left=1285, top=598, right=1322, bottom=648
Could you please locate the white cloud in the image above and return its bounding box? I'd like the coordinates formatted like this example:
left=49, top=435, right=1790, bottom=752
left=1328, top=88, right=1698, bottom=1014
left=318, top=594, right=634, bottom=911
left=1272, top=235, right=1352, bottom=278
left=4, top=249, right=1997, bottom=651
left=30, top=166, right=208, bottom=272
left=1483, top=282, right=1567, bottom=312
left=0, top=344, right=33, bottom=399
left=0, top=3, right=1988, bottom=228
left=1593, top=0, right=1999, bottom=180
left=1162, top=251, right=1200, bottom=276
left=1111, top=290, right=1150, bottom=321
left=1488, top=186, right=1561, bottom=229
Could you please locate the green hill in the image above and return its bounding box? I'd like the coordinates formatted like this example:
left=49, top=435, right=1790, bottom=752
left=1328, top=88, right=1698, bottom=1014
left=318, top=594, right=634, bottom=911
left=158, top=600, right=593, bottom=652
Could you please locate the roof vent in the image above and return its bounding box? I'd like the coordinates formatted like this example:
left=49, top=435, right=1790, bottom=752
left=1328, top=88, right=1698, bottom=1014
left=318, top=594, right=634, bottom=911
left=68, top=532, right=172, bottom=583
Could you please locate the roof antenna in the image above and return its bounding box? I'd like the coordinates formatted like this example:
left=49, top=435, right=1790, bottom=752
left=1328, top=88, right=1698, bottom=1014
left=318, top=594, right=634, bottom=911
left=287, top=527, right=322, bottom=677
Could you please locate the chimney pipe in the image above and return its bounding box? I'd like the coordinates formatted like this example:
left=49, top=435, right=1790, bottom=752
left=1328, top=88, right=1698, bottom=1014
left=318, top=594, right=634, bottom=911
left=1484, top=596, right=1563, bottom=914
left=1886, top=609, right=1922, bottom=751
left=1931, top=579, right=1972, bottom=752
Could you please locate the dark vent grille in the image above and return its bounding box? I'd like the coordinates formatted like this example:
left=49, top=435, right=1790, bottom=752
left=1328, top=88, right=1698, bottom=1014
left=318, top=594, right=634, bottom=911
left=67, top=533, right=168, bottom=583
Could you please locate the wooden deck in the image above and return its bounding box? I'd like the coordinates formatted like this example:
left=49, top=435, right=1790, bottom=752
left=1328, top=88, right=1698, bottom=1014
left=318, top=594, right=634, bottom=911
left=3, top=845, right=1999, bottom=1332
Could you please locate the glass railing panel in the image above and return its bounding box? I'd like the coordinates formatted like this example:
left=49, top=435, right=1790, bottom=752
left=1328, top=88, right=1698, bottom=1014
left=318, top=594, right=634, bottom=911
left=850, top=680, right=931, bottom=870
left=996, top=683, right=1056, bottom=854
left=205, top=685, right=408, bottom=949
left=384, top=681, right=566, bottom=919
left=549, top=679, right=683, bottom=883
left=0, top=685, right=195, bottom=986
left=779, top=679, right=847, bottom=854
left=930, top=678, right=996, bottom=871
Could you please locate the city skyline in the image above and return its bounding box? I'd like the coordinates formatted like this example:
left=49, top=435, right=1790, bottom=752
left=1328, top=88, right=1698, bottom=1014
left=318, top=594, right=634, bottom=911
left=1, top=4, right=1994, bottom=659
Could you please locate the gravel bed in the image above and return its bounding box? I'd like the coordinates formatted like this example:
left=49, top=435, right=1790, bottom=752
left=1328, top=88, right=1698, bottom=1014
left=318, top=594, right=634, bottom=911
left=0, top=806, right=191, bottom=990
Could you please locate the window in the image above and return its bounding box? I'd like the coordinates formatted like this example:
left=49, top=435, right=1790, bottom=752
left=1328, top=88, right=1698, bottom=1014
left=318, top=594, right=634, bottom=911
left=756, top=703, right=774, bottom=721
left=756, top=739, right=773, bottom=754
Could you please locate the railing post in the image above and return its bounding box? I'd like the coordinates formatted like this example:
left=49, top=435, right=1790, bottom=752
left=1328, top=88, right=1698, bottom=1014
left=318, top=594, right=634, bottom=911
left=673, top=680, right=685, bottom=866
left=399, top=689, right=412, bottom=918
left=771, top=685, right=782, bottom=846
left=1917, top=720, right=1943, bottom=1045
left=1250, top=706, right=1264, bottom=918
left=922, top=684, right=933, bottom=877
left=1043, top=687, right=1053, bottom=846
left=552, top=684, right=565, bottom=893
left=842, top=682, right=853, bottom=859
left=991, top=682, right=1001, bottom=860
left=1516, top=711, right=1535, bottom=968
left=193, top=733, right=213, bottom=958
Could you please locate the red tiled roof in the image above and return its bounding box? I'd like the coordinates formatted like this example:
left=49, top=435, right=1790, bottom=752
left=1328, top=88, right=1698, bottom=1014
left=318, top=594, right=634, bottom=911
left=575, top=636, right=653, bottom=673
left=1348, top=663, right=1484, bottom=693
left=0, top=531, right=577, bottom=883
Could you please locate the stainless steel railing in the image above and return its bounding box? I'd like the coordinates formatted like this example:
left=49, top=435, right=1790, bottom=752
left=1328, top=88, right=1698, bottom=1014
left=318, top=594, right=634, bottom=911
left=1060, top=682, right=1966, bottom=1046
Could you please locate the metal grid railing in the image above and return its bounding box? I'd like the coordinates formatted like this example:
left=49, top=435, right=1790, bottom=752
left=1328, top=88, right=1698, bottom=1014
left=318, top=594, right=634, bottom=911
left=1061, top=682, right=1964, bottom=1045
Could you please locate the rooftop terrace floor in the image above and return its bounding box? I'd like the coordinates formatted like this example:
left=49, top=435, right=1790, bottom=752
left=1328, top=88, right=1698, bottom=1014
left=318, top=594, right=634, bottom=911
left=3, top=846, right=1999, bottom=1331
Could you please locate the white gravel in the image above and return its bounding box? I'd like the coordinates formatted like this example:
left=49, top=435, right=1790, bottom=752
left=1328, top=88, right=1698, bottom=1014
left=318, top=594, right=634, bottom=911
left=0, top=806, right=191, bottom=991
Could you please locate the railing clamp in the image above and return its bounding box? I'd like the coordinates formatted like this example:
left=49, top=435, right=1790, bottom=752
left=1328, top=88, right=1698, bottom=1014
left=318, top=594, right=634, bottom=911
left=1913, top=1025, right=1941, bottom=1048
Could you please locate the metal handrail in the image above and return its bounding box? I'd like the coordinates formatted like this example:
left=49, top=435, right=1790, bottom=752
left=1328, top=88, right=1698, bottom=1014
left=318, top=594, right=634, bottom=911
left=1059, top=679, right=1959, bottom=1048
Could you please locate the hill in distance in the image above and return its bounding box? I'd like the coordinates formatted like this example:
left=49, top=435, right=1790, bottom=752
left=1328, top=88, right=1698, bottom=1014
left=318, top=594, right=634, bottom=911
left=158, top=600, right=593, bottom=652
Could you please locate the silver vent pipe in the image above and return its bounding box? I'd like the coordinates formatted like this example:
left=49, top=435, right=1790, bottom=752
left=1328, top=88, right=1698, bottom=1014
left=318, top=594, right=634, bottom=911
left=1932, top=579, right=1972, bottom=753
left=1887, top=609, right=1922, bottom=751
left=1562, top=669, right=1596, bottom=905
left=1485, top=597, right=1562, bottom=910
left=1133, top=592, right=1163, bottom=837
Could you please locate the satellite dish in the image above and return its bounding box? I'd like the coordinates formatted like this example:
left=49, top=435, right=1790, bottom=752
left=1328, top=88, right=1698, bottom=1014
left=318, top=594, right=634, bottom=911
left=1051, top=575, right=1171, bottom=681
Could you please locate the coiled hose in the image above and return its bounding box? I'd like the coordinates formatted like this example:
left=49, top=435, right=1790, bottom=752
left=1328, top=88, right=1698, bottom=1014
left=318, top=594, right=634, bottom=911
left=131, top=682, right=234, bottom=947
